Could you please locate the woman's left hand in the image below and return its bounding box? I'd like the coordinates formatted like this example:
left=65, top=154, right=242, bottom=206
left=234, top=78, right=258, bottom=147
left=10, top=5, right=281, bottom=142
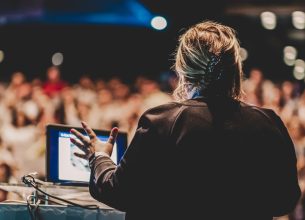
left=70, top=121, right=119, bottom=160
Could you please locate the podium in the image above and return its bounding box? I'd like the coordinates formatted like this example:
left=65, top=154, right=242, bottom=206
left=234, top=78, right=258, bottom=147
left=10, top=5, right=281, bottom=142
left=0, top=203, right=125, bottom=220
left=0, top=183, right=125, bottom=220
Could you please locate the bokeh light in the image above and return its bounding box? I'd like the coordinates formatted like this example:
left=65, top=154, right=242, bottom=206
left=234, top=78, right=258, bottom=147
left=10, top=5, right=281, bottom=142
left=260, top=11, right=277, bottom=30
left=293, top=59, right=305, bottom=80
left=283, top=46, right=297, bottom=66
left=151, top=16, right=167, bottom=30
left=0, top=50, right=4, bottom=63
left=240, top=47, right=248, bottom=61
left=292, top=11, right=305, bottom=30
left=52, top=52, right=64, bottom=66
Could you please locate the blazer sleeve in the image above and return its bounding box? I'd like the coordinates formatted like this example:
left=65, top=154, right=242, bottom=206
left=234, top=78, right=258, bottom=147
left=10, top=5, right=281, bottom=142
left=89, top=112, right=157, bottom=211
left=269, top=111, right=301, bottom=217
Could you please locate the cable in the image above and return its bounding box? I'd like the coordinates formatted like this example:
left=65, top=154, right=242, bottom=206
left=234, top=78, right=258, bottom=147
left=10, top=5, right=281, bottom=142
left=22, top=174, right=99, bottom=210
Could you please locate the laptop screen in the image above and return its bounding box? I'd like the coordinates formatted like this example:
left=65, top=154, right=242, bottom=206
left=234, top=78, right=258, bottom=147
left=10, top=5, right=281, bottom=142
left=46, top=124, right=127, bottom=185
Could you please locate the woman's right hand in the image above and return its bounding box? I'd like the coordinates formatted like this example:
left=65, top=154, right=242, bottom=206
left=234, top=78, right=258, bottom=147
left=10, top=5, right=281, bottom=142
left=70, top=121, right=119, bottom=160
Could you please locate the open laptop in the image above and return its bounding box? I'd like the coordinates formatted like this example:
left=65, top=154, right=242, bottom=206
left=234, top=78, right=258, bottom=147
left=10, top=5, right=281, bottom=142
left=46, top=124, right=127, bottom=186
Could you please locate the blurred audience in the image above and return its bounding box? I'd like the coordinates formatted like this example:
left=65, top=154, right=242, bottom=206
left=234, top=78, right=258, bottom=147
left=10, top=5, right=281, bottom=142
left=43, top=66, right=67, bottom=98
left=1, top=66, right=305, bottom=220
left=0, top=163, right=12, bottom=202
left=0, top=67, right=173, bottom=182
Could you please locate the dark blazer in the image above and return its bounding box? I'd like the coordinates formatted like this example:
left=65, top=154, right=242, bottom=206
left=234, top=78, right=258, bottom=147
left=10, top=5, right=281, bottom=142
left=89, top=98, right=301, bottom=220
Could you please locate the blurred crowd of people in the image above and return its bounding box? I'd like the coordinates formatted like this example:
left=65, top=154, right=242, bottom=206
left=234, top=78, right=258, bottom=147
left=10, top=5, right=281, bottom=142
left=0, top=67, right=305, bottom=219
left=0, top=67, right=174, bottom=185
left=242, top=68, right=305, bottom=220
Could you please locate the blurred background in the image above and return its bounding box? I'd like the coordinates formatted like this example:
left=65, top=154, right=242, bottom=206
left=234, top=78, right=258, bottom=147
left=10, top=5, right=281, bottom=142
left=0, top=0, right=304, bottom=81
left=0, top=0, right=305, bottom=219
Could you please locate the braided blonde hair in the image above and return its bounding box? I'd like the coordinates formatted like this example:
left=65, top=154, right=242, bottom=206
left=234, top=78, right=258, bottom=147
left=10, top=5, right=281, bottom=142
left=173, top=21, right=243, bottom=101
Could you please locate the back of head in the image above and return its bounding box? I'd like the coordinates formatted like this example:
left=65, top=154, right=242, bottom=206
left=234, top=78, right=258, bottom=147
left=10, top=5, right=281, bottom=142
left=174, top=21, right=243, bottom=101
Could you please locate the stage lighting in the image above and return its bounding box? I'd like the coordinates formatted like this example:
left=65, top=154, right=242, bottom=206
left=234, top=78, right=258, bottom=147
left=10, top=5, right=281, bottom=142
left=239, top=47, right=248, bottom=61
left=292, top=11, right=305, bottom=30
left=0, top=50, right=4, bottom=63
left=283, top=46, right=297, bottom=66
left=151, top=16, right=167, bottom=30
left=260, top=11, right=276, bottom=30
left=52, top=52, right=64, bottom=66
left=293, top=59, right=305, bottom=80
left=293, top=71, right=305, bottom=80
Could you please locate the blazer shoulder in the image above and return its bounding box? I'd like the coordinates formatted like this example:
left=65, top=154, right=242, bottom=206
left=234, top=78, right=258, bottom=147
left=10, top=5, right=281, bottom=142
left=241, top=102, right=278, bottom=120
left=139, top=102, right=185, bottom=136
left=142, top=102, right=182, bottom=116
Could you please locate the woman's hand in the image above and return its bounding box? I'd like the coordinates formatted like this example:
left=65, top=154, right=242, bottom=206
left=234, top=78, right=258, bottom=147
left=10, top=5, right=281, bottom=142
left=70, top=121, right=119, bottom=160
